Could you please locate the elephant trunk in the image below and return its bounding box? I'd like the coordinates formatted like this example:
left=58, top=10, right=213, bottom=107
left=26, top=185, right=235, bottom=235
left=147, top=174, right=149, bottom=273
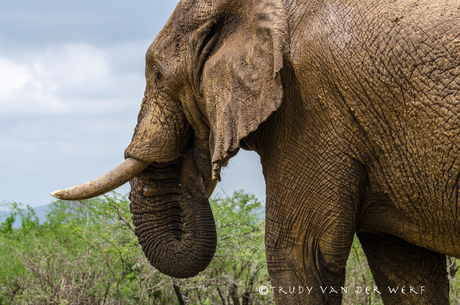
left=129, top=150, right=217, bottom=278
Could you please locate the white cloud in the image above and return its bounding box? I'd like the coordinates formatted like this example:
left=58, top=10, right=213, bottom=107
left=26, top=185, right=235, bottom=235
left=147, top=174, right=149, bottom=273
left=34, top=44, right=109, bottom=89
left=0, top=42, right=145, bottom=118
left=0, top=52, right=61, bottom=116
left=0, top=58, right=32, bottom=98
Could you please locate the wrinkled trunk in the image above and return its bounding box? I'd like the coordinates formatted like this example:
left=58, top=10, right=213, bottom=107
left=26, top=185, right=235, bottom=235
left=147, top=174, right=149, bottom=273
left=129, top=150, right=217, bottom=278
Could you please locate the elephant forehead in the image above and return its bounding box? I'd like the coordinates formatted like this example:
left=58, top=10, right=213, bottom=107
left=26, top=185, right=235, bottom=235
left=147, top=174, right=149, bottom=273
left=169, top=0, right=218, bottom=31
left=145, top=0, right=217, bottom=61
left=145, top=37, right=185, bottom=76
left=180, top=0, right=214, bottom=18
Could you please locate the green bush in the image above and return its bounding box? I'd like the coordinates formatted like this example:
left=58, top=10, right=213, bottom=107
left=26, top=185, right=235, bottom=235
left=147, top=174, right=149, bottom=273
left=1, top=192, right=459, bottom=304
left=0, top=192, right=270, bottom=305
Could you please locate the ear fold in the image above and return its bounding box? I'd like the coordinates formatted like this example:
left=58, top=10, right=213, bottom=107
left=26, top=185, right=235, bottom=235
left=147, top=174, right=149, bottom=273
left=199, top=0, right=289, bottom=179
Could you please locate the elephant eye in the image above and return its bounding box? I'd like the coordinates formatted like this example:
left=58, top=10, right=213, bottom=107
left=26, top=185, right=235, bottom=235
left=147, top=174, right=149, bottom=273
left=152, top=66, right=165, bottom=89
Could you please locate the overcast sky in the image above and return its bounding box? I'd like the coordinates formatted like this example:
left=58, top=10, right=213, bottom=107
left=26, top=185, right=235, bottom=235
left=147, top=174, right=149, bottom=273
left=0, top=0, right=265, bottom=208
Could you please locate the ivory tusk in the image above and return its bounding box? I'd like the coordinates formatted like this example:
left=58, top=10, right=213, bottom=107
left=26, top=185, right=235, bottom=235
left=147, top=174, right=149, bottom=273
left=51, top=158, right=149, bottom=200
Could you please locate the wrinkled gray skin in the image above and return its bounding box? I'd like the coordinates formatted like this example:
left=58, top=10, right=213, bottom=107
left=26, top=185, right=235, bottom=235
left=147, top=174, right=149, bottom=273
left=57, top=0, right=460, bottom=304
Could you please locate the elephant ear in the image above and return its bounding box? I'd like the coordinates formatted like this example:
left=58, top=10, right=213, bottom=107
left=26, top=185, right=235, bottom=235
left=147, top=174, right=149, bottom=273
left=198, top=0, right=289, bottom=180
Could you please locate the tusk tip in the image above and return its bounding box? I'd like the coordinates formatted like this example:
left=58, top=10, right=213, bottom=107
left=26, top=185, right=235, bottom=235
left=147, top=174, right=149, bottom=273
left=50, top=190, right=63, bottom=199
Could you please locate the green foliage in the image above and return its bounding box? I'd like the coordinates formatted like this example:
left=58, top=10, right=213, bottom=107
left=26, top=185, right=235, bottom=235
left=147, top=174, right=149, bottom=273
left=0, top=194, right=164, bottom=304
left=0, top=191, right=270, bottom=305
left=343, top=236, right=382, bottom=304
left=0, top=215, right=15, bottom=235
left=1, top=192, right=460, bottom=304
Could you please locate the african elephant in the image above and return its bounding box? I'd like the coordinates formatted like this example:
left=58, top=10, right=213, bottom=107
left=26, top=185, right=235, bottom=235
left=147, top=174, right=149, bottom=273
left=52, top=0, right=460, bottom=303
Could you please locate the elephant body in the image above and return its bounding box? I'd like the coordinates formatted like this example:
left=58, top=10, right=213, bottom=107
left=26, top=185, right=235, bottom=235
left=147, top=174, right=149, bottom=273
left=256, top=1, right=459, bottom=303
left=54, top=0, right=460, bottom=304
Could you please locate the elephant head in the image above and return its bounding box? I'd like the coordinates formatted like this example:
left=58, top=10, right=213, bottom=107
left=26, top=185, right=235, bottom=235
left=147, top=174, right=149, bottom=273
left=51, top=0, right=289, bottom=278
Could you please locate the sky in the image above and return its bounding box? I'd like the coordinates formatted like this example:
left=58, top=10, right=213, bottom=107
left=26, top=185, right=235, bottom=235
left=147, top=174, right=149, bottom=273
left=0, top=0, right=266, bottom=208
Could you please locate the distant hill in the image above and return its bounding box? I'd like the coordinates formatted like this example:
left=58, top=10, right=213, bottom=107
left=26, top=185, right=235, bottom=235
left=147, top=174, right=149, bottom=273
left=0, top=205, right=50, bottom=228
